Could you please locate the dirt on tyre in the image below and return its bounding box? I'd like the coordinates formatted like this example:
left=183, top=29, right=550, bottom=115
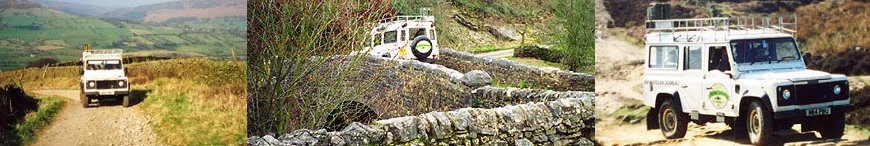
left=746, top=101, right=773, bottom=145
left=411, top=36, right=433, bottom=62
left=818, top=112, right=845, bottom=139
left=659, top=99, right=688, bottom=139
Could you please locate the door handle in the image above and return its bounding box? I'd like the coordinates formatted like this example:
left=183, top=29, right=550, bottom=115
left=706, top=86, right=713, bottom=90
left=681, top=85, right=688, bottom=88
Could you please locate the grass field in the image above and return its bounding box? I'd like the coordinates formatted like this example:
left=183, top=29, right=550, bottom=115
left=0, top=8, right=246, bottom=70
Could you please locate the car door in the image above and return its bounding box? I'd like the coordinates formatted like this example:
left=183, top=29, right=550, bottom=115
left=703, top=45, right=737, bottom=116
left=679, top=45, right=705, bottom=114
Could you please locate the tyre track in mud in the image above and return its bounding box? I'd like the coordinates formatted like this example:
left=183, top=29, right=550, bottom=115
left=31, top=90, right=159, bottom=146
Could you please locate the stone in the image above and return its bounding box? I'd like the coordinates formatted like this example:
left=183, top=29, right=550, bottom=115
left=487, top=25, right=522, bottom=41
left=461, top=70, right=492, bottom=87
left=514, top=138, right=533, bottom=146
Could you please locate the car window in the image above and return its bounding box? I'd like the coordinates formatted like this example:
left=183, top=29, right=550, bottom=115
left=399, top=30, right=406, bottom=42
left=428, top=29, right=436, bottom=40
left=86, top=60, right=122, bottom=70
left=684, top=46, right=702, bottom=70
left=384, top=31, right=397, bottom=43
left=410, top=28, right=426, bottom=40
left=649, top=46, right=678, bottom=69
left=374, top=33, right=382, bottom=45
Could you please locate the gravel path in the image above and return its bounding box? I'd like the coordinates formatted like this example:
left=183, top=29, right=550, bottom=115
left=31, top=90, right=159, bottom=146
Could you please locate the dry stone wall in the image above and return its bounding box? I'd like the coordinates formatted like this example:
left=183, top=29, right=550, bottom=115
left=248, top=97, right=595, bottom=146
left=435, top=49, right=594, bottom=91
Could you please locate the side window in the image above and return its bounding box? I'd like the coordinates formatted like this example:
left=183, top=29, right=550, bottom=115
left=428, top=29, right=436, bottom=40
left=684, top=46, right=702, bottom=70
left=708, top=46, right=731, bottom=71
left=384, top=31, right=397, bottom=43
left=649, top=46, right=678, bottom=69
left=400, top=30, right=406, bottom=42
left=374, top=33, right=383, bottom=45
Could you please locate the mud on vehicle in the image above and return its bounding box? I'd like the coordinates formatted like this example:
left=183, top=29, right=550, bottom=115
left=80, top=45, right=131, bottom=108
left=641, top=3, right=849, bottom=145
left=361, top=9, right=439, bottom=62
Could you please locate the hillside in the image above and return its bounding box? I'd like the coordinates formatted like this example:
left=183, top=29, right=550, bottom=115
left=0, top=6, right=245, bottom=70
left=103, top=0, right=246, bottom=23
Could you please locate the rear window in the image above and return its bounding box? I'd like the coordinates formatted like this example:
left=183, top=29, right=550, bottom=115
left=649, top=46, right=678, bottom=69
left=384, top=31, right=397, bottom=43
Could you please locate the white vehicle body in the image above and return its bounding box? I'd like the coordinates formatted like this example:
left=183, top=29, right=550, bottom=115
left=80, top=49, right=130, bottom=107
left=361, top=15, right=440, bottom=62
left=641, top=10, right=849, bottom=144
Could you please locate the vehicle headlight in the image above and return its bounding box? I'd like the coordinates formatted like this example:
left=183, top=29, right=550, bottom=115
left=88, top=81, right=95, bottom=87
left=833, top=85, right=842, bottom=95
left=118, top=80, right=125, bottom=87
left=782, top=89, right=791, bottom=100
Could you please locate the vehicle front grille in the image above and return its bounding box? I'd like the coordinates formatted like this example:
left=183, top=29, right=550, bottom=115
left=95, top=80, right=125, bottom=89
left=777, top=81, right=849, bottom=106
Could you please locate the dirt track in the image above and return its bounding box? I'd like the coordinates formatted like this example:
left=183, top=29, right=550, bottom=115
left=31, top=90, right=159, bottom=146
left=594, top=34, right=870, bottom=145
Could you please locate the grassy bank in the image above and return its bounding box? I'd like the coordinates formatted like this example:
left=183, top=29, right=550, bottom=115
left=14, top=94, right=64, bottom=145
left=0, top=84, right=65, bottom=145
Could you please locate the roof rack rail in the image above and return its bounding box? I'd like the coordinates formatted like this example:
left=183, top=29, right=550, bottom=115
left=645, top=15, right=797, bottom=42
left=83, top=49, right=123, bottom=59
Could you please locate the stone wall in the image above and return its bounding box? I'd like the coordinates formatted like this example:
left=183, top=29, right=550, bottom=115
left=248, top=97, right=595, bottom=146
left=435, top=49, right=594, bottom=91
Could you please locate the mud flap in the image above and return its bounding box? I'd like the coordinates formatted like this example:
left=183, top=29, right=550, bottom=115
left=647, top=108, right=659, bottom=130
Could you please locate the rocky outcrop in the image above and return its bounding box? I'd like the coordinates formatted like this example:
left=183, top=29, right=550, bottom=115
left=487, top=25, right=522, bottom=41
left=248, top=97, right=595, bottom=146
left=436, top=49, right=594, bottom=91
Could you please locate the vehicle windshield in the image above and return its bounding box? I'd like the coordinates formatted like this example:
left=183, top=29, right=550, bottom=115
left=86, top=60, right=122, bottom=70
left=730, top=37, right=801, bottom=64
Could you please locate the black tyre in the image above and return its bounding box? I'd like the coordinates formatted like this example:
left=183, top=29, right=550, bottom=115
left=747, top=101, right=773, bottom=145
left=818, top=112, right=845, bottom=139
left=410, top=36, right=433, bottom=62
left=659, top=99, right=688, bottom=139
left=122, top=95, right=131, bottom=107
left=81, top=93, right=89, bottom=108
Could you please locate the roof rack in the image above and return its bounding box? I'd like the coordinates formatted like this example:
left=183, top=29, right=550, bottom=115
left=378, top=15, right=434, bottom=23
left=646, top=15, right=797, bottom=43
left=83, top=49, right=123, bottom=59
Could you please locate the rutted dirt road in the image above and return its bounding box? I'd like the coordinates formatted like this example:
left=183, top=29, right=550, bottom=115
left=31, top=90, right=159, bottom=146
left=594, top=33, right=870, bottom=145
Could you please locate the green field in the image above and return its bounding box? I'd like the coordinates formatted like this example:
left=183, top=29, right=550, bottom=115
left=0, top=8, right=246, bottom=70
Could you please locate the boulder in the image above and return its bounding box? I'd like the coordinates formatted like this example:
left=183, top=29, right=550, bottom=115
left=488, top=25, right=522, bottom=41
left=461, top=70, right=492, bottom=87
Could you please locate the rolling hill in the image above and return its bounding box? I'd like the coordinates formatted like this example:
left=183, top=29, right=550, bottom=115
left=0, top=3, right=246, bottom=70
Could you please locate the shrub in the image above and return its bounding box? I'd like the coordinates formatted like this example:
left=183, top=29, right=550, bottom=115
left=551, top=0, right=595, bottom=73
left=25, top=58, right=58, bottom=68
left=247, top=0, right=393, bottom=135
left=513, top=45, right=563, bottom=63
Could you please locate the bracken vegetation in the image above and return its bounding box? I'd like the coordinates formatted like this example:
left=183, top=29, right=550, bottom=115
left=247, top=0, right=392, bottom=135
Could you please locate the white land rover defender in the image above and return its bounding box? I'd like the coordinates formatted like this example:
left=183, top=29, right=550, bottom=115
left=641, top=4, right=849, bottom=145
left=361, top=9, right=439, bottom=62
left=80, top=45, right=131, bottom=108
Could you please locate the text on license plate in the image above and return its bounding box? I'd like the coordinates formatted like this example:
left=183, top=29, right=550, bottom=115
left=806, top=108, right=831, bottom=117
left=99, top=91, right=114, bottom=95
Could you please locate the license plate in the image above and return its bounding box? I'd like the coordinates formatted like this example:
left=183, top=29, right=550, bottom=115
left=99, top=91, right=114, bottom=95
left=806, top=108, right=831, bottom=117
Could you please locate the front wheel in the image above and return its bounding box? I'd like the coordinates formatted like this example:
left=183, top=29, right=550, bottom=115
left=747, top=101, right=773, bottom=145
left=122, top=95, right=131, bottom=107
left=659, top=99, right=688, bottom=139
left=818, top=113, right=845, bottom=139
left=80, top=93, right=89, bottom=108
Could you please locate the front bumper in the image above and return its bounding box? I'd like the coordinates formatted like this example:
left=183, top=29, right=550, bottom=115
left=83, top=90, right=130, bottom=96
left=774, top=104, right=851, bottom=119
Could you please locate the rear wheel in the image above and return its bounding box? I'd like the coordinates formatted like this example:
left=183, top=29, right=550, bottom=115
left=818, top=113, right=845, bottom=139
left=659, top=99, right=687, bottom=139
left=747, top=101, right=773, bottom=145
